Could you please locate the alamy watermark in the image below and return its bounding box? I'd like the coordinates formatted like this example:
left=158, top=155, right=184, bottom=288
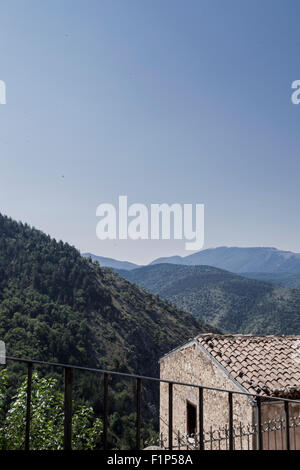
left=291, top=80, right=300, bottom=105
left=96, top=196, right=204, bottom=251
left=0, top=80, right=6, bottom=104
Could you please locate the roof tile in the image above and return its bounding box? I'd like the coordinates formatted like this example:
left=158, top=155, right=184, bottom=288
left=197, top=334, right=300, bottom=397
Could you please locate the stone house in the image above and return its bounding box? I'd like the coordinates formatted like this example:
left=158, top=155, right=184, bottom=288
left=159, top=334, right=300, bottom=450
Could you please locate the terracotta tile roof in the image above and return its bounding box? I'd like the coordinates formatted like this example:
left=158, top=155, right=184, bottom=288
left=196, top=334, right=300, bottom=398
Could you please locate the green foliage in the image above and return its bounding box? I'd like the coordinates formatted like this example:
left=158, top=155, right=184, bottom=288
left=0, top=213, right=214, bottom=448
left=0, top=371, right=102, bottom=450
left=118, top=263, right=300, bottom=334
left=107, top=412, right=158, bottom=450
left=0, top=369, right=8, bottom=423
left=241, top=271, right=300, bottom=289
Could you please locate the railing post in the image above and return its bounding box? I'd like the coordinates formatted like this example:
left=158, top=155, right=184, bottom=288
left=284, top=401, right=290, bottom=450
left=256, top=396, right=263, bottom=450
left=103, top=373, right=108, bottom=450
left=136, top=378, right=142, bottom=450
left=64, top=367, right=73, bottom=450
left=25, top=362, right=33, bottom=451
left=168, top=383, right=173, bottom=450
left=228, top=392, right=234, bottom=450
left=198, top=387, right=204, bottom=450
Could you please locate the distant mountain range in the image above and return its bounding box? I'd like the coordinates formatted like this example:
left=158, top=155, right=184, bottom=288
left=83, top=246, right=300, bottom=275
left=150, top=246, right=300, bottom=274
left=116, top=263, right=300, bottom=335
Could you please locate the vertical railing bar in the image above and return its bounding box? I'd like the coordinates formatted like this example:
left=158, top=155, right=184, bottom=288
left=64, top=367, right=73, bottom=450
left=25, top=362, right=33, bottom=451
left=228, top=392, right=234, bottom=450
left=247, top=424, right=253, bottom=450
left=136, top=378, right=142, bottom=450
left=256, top=396, right=263, bottom=450
left=284, top=401, right=290, bottom=450
left=103, top=372, right=108, bottom=450
left=198, top=386, right=204, bottom=450
left=168, top=383, right=173, bottom=450
left=240, top=422, right=243, bottom=450
left=280, top=416, right=284, bottom=449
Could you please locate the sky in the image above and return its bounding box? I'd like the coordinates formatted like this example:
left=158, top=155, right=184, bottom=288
left=1, top=0, right=300, bottom=265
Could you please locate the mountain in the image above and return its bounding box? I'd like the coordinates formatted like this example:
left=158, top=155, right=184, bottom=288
left=82, top=252, right=139, bottom=270
left=86, top=246, right=300, bottom=274
left=117, top=264, right=300, bottom=335
left=241, top=272, right=300, bottom=289
left=0, top=213, right=216, bottom=448
left=150, top=247, right=300, bottom=273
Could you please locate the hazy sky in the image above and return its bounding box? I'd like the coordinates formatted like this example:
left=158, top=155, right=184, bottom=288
left=1, top=0, right=300, bottom=264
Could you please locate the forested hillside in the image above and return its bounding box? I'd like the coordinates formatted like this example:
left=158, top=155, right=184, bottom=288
left=241, top=272, right=300, bottom=288
left=118, top=264, right=300, bottom=334
left=0, top=213, right=215, bottom=448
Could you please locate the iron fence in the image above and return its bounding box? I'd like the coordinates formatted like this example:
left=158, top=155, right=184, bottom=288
left=159, top=414, right=300, bottom=450
left=2, top=356, right=300, bottom=450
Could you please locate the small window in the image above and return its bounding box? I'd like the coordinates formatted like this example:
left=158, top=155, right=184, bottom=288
left=187, top=401, right=197, bottom=436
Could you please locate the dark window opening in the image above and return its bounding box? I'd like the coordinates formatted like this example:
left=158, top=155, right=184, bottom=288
left=187, top=401, right=197, bottom=436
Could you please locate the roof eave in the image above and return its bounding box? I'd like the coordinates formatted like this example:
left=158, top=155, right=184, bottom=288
left=158, top=338, right=196, bottom=363
left=159, top=336, right=255, bottom=405
left=195, top=339, right=255, bottom=405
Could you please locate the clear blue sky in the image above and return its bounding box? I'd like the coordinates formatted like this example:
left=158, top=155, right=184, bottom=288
left=1, top=0, right=300, bottom=264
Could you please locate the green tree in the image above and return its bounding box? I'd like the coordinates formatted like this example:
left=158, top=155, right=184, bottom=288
left=0, top=371, right=102, bottom=450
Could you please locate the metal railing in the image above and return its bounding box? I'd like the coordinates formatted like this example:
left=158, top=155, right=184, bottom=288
left=2, top=356, right=300, bottom=450
left=160, top=415, right=300, bottom=450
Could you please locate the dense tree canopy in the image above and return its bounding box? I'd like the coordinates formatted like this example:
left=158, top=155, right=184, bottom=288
left=0, top=213, right=215, bottom=448
left=118, top=263, right=300, bottom=334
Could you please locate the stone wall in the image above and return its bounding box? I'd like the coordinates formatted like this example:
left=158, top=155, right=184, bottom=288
left=159, top=341, right=254, bottom=450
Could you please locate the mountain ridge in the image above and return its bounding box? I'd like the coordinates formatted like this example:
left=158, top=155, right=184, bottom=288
left=83, top=252, right=139, bottom=271
left=84, top=246, right=300, bottom=274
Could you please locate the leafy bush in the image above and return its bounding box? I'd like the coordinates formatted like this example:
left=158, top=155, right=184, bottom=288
left=0, top=370, right=102, bottom=450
